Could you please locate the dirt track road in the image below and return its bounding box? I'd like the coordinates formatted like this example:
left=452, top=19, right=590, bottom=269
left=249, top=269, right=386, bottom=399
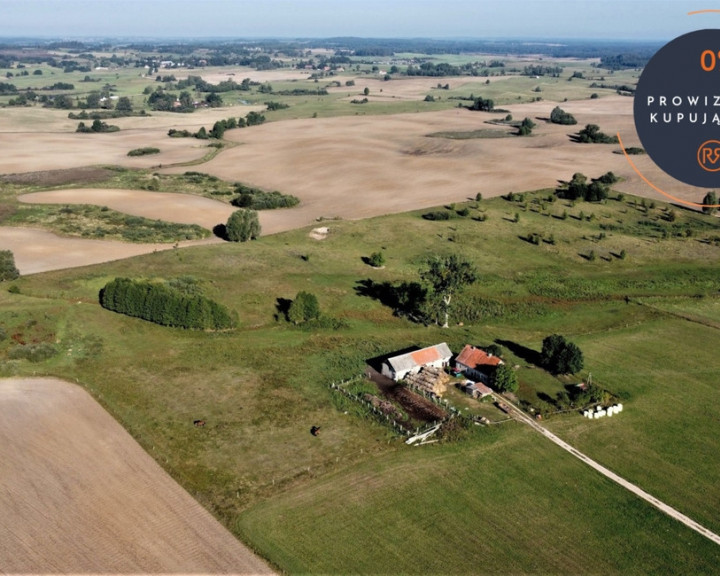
left=495, top=394, right=720, bottom=547
left=0, top=377, right=276, bottom=575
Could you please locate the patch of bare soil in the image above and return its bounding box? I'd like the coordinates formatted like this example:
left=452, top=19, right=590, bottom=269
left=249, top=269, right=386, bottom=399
left=370, top=370, right=447, bottom=423
left=159, top=96, right=706, bottom=228
left=0, top=226, right=220, bottom=276
left=0, top=166, right=114, bottom=187
left=0, top=377, right=275, bottom=575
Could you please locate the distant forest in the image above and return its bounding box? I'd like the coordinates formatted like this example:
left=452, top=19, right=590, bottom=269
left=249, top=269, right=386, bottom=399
left=0, top=37, right=661, bottom=69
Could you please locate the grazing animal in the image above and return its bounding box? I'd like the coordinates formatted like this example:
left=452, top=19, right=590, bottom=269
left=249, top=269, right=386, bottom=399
left=193, top=419, right=206, bottom=427
left=310, top=426, right=320, bottom=436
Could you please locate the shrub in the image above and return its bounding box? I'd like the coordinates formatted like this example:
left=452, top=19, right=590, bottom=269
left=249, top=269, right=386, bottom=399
left=0, top=250, right=20, bottom=281
left=550, top=106, right=577, bottom=125
left=168, top=128, right=192, bottom=138
left=127, top=147, right=160, bottom=156
left=367, top=251, right=385, bottom=267
left=287, top=291, right=320, bottom=324
left=422, top=211, right=451, bottom=221
left=8, top=342, right=58, bottom=362
left=265, top=101, right=290, bottom=111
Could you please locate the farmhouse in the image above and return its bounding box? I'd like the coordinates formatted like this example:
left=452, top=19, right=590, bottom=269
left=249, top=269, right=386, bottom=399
left=455, top=345, right=503, bottom=384
left=381, top=343, right=452, bottom=381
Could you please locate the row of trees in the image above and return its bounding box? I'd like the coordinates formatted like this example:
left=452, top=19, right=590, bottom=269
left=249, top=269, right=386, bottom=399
left=170, top=111, right=266, bottom=140
left=147, top=87, right=223, bottom=112
left=99, top=277, right=236, bottom=330
left=231, top=184, right=299, bottom=210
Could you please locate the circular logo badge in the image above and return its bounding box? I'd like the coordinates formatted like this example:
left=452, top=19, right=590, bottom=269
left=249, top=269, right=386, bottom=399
left=634, top=29, right=720, bottom=187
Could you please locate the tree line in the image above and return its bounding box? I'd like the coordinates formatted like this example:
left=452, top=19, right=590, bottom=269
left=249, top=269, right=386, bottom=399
left=99, top=277, right=236, bottom=330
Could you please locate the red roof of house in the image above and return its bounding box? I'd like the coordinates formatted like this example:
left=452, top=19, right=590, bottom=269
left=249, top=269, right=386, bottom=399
left=456, top=345, right=503, bottom=370
left=410, top=346, right=444, bottom=366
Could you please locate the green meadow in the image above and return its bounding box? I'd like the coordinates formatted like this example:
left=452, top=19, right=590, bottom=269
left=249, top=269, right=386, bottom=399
left=2, top=185, right=720, bottom=573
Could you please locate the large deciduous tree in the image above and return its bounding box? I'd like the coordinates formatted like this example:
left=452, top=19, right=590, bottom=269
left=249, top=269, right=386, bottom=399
left=492, top=364, right=518, bottom=393
left=225, top=209, right=260, bottom=242
left=420, top=254, right=477, bottom=328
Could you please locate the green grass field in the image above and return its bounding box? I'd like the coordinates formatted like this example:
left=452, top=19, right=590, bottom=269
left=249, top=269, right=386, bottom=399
left=2, top=185, right=720, bottom=573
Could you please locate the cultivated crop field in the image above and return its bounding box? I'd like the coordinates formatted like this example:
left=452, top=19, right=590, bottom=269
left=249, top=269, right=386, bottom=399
left=2, top=39, right=720, bottom=574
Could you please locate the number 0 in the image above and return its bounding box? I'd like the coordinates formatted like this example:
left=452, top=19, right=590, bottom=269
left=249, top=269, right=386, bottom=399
left=701, top=49, right=716, bottom=72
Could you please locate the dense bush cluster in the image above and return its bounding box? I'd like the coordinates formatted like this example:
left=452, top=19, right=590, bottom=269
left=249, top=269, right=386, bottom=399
left=468, top=96, right=494, bottom=111
left=422, top=210, right=451, bottom=221
left=127, top=147, right=160, bottom=156
left=8, top=342, right=58, bottom=362
left=549, top=106, right=577, bottom=125
left=231, top=184, right=299, bottom=210
left=0, top=250, right=20, bottom=281
left=573, top=124, right=618, bottom=144
left=76, top=119, right=119, bottom=133
left=100, top=277, right=236, bottom=330
left=556, top=172, right=612, bottom=202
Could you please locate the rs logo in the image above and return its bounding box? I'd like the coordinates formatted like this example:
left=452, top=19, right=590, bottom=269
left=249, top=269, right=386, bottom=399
left=697, top=140, right=720, bottom=172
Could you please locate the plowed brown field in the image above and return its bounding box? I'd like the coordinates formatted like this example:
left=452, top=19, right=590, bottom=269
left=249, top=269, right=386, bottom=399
left=2, top=95, right=708, bottom=275
left=0, top=377, right=275, bottom=575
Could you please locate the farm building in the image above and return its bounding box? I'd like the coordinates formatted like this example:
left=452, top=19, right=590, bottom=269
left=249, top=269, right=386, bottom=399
left=381, top=343, right=453, bottom=381
left=462, top=380, right=493, bottom=399
left=455, top=345, right=503, bottom=383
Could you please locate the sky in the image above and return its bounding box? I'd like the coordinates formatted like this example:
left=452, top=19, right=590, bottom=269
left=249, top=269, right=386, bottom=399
left=1, top=0, right=718, bottom=41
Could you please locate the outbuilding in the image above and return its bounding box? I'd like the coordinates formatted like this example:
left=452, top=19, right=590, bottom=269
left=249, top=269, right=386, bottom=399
left=381, top=343, right=453, bottom=381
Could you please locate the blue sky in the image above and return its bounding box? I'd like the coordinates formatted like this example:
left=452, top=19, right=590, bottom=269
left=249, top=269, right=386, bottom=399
left=1, top=0, right=717, bottom=40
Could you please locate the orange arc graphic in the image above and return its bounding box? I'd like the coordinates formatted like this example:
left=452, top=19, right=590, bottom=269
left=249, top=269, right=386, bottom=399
left=688, top=9, right=720, bottom=14
left=617, top=133, right=720, bottom=208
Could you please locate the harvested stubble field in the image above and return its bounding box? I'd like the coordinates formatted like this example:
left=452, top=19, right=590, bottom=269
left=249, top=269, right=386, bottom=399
left=0, top=377, right=275, bottom=575
left=2, top=90, right=712, bottom=275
